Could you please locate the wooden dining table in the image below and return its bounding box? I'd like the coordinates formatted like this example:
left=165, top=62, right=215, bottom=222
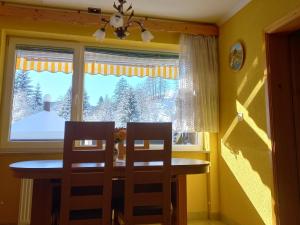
left=10, top=158, right=209, bottom=225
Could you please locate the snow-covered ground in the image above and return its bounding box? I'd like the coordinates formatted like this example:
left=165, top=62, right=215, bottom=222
left=11, top=111, right=65, bottom=140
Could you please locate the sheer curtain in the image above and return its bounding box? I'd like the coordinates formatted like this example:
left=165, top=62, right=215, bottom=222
left=176, top=34, right=219, bottom=132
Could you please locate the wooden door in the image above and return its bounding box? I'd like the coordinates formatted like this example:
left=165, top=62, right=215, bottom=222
left=289, top=30, right=300, bottom=185
left=266, top=30, right=300, bottom=225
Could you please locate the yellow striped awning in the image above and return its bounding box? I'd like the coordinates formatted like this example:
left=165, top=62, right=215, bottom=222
left=15, top=57, right=179, bottom=79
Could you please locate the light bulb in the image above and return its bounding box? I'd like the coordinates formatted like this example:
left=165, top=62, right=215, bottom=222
left=141, top=30, right=154, bottom=42
left=110, top=13, right=124, bottom=28
left=93, top=28, right=106, bottom=41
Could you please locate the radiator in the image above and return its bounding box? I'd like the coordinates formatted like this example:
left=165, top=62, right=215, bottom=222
left=18, top=179, right=33, bottom=225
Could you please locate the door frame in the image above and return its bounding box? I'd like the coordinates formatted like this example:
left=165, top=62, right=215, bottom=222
left=265, top=8, right=300, bottom=225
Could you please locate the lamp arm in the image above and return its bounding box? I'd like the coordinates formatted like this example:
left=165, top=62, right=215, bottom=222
left=101, top=18, right=110, bottom=29
left=131, top=20, right=145, bottom=30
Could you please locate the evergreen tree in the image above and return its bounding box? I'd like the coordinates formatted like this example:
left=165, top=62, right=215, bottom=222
left=31, top=83, right=43, bottom=112
left=97, top=96, right=104, bottom=106
left=144, top=77, right=168, bottom=99
left=58, top=88, right=72, bottom=120
left=83, top=91, right=91, bottom=118
left=12, top=71, right=34, bottom=122
left=12, top=91, right=33, bottom=122
left=125, top=88, right=140, bottom=122
left=86, top=95, right=113, bottom=121
left=101, top=95, right=114, bottom=121
left=112, top=77, right=130, bottom=107
left=112, top=78, right=131, bottom=127
left=14, top=71, right=33, bottom=94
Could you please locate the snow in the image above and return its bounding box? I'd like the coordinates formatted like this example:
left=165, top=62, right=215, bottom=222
left=11, top=111, right=66, bottom=140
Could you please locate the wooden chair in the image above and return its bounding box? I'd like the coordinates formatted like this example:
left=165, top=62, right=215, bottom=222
left=60, top=121, right=115, bottom=225
left=117, top=122, right=172, bottom=225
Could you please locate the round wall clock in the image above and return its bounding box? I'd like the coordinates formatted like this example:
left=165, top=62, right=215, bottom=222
left=229, top=41, right=245, bottom=71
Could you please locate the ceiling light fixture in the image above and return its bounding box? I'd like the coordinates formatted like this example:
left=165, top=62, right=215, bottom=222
left=92, top=0, right=154, bottom=42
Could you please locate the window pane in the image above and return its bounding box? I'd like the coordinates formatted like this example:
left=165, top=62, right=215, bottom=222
left=10, top=47, right=73, bottom=141
left=82, top=49, right=198, bottom=145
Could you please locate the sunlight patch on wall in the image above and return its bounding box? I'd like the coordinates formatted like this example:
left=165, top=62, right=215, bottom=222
left=237, top=57, right=259, bottom=95
left=222, top=117, right=238, bottom=143
left=237, top=72, right=248, bottom=95
left=242, top=76, right=267, bottom=108
left=236, top=74, right=271, bottom=149
left=236, top=101, right=271, bottom=150
left=221, top=142, right=272, bottom=225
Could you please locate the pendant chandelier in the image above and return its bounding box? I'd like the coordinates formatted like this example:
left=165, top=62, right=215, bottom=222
left=93, top=0, right=154, bottom=42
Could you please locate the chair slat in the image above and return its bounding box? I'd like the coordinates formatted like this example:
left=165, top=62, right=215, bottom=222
left=133, top=193, right=163, bottom=206
left=71, top=172, right=104, bottom=186
left=70, top=195, right=104, bottom=210
left=127, top=122, right=171, bottom=140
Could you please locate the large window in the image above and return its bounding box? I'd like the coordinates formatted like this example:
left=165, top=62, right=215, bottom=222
left=0, top=38, right=201, bottom=150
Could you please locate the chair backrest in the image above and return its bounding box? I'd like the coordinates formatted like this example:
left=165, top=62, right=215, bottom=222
left=118, top=139, right=149, bottom=160
left=60, top=121, right=115, bottom=225
left=125, top=122, right=172, bottom=225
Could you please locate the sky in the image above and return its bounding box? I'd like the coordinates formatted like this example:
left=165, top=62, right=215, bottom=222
left=26, top=71, right=178, bottom=106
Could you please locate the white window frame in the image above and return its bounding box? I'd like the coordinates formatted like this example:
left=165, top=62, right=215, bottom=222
left=0, top=37, right=204, bottom=153
left=0, top=37, right=84, bottom=152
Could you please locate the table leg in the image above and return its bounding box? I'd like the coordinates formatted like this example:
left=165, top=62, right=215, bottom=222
left=171, top=175, right=187, bottom=225
left=30, top=179, right=53, bottom=225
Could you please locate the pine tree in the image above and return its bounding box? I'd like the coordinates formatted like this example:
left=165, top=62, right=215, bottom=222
left=112, top=78, right=131, bottom=127
left=12, top=71, right=34, bottom=122
left=58, top=88, right=72, bottom=120
left=12, top=91, right=33, bottom=122
left=14, top=71, right=33, bottom=94
left=83, top=91, right=91, bottom=118
left=112, top=77, right=130, bottom=107
left=102, top=96, right=114, bottom=121
left=89, top=95, right=113, bottom=121
left=126, top=88, right=140, bottom=122
left=31, top=83, right=43, bottom=112
left=97, top=96, right=104, bottom=106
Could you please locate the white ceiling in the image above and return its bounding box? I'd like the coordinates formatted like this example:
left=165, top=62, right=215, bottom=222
left=4, top=0, right=251, bottom=24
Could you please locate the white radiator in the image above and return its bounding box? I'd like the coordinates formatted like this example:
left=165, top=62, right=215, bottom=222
left=18, top=179, right=33, bottom=225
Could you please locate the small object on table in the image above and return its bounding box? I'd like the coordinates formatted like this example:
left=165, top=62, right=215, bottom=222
left=114, top=128, right=126, bottom=161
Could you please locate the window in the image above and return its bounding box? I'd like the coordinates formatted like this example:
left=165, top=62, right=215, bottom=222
left=0, top=38, right=202, bottom=150
left=10, top=47, right=73, bottom=141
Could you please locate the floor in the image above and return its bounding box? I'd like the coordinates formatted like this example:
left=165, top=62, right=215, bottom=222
left=146, top=220, right=228, bottom=225
left=189, top=220, right=227, bottom=225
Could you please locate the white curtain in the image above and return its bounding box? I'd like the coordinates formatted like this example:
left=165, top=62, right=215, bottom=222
left=175, top=34, right=219, bottom=132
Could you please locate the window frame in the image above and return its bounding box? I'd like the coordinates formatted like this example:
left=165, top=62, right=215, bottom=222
left=0, top=37, right=204, bottom=152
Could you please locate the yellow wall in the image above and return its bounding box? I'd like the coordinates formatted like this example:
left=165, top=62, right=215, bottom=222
left=0, top=16, right=213, bottom=224
left=219, top=0, right=300, bottom=225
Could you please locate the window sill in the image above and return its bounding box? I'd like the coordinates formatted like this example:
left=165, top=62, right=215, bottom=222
left=0, top=146, right=209, bottom=154
left=0, top=147, right=64, bottom=154
left=172, top=149, right=210, bottom=153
